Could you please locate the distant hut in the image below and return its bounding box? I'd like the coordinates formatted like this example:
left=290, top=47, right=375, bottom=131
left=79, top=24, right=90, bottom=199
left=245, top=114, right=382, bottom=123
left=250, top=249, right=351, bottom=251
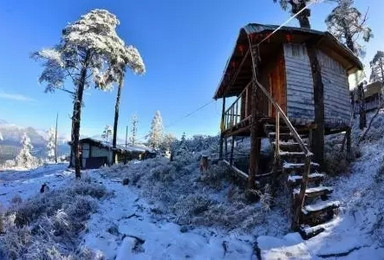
left=70, top=138, right=155, bottom=169
left=214, top=23, right=362, bottom=235
left=352, top=81, right=383, bottom=113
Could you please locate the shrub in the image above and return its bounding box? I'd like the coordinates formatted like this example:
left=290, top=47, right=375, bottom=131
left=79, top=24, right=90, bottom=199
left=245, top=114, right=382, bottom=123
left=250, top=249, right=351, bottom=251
left=0, top=177, right=106, bottom=259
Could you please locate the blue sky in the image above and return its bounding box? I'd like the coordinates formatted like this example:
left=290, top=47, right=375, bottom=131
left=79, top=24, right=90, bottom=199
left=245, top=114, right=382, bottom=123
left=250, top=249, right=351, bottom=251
left=0, top=0, right=382, bottom=142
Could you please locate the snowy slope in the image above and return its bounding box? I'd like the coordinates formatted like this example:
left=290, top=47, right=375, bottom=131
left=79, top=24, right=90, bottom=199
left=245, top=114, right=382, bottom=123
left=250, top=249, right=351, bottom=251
left=1, top=112, right=384, bottom=259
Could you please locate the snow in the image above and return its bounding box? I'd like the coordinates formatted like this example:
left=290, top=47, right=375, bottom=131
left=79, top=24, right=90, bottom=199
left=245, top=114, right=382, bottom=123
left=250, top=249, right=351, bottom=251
left=302, top=200, right=340, bottom=213
left=82, top=168, right=256, bottom=259
left=0, top=163, right=69, bottom=207
left=2, top=114, right=384, bottom=259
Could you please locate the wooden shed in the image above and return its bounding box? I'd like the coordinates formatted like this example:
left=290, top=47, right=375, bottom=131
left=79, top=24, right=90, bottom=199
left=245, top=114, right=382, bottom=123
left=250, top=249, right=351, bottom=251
left=214, top=23, right=362, bottom=235
left=352, top=81, right=383, bottom=113
left=70, top=138, right=156, bottom=169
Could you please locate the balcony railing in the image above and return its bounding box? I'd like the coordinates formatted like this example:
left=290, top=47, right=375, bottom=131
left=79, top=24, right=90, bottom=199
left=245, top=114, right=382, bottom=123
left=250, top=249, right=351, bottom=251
left=223, top=82, right=251, bottom=132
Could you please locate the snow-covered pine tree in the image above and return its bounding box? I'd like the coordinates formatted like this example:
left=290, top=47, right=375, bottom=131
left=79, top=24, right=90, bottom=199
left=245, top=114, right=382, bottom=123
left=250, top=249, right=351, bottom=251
left=326, top=0, right=372, bottom=56
left=46, top=128, right=56, bottom=162
left=109, top=48, right=145, bottom=159
left=326, top=0, right=373, bottom=130
left=0, top=131, right=3, bottom=141
left=15, top=133, right=36, bottom=168
left=148, top=111, right=164, bottom=150
left=33, top=9, right=135, bottom=178
left=370, top=51, right=384, bottom=83
left=102, top=125, right=113, bottom=143
left=129, top=114, right=139, bottom=145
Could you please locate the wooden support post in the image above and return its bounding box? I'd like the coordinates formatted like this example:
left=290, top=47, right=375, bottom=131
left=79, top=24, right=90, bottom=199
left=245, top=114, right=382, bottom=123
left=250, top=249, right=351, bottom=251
left=224, top=137, right=228, bottom=160
left=230, top=136, right=235, bottom=166
left=200, top=155, right=208, bottom=172
left=307, top=41, right=325, bottom=168
left=275, top=111, right=280, bottom=158
left=346, top=127, right=352, bottom=156
left=248, top=43, right=261, bottom=190
left=219, top=97, right=226, bottom=159
left=249, top=80, right=261, bottom=189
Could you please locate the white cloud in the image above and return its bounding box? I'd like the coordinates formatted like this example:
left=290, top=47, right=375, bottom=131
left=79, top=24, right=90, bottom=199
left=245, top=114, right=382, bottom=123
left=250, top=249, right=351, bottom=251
left=0, top=91, right=35, bottom=102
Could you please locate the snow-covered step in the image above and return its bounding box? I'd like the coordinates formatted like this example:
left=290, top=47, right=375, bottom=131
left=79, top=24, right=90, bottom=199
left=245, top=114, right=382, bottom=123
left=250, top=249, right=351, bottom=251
left=287, top=173, right=325, bottom=186
left=302, top=200, right=340, bottom=215
left=283, top=162, right=319, bottom=173
left=299, top=224, right=326, bottom=240
left=293, top=186, right=333, bottom=199
left=279, top=151, right=308, bottom=160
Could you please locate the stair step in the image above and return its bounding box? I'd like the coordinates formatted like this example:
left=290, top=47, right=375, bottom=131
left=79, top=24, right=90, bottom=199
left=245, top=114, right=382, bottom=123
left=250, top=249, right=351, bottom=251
left=272, top=141, right=309, bottom=152
left=299, top=225, right=326, bottom=240
left=279, top=151, right=306, bottom=159
left=283, top=162, right=319, bottom=170
left=283, top=162, right=319, bottom=174
left=264, top=124, right=311, bottom=135
left=302, top=200, right=340, bottom=215
left=293, top=186, right=333, bottom=199
left=268, top=132, right=308, bottom=141
left=287, top=173, right=325, bottom=186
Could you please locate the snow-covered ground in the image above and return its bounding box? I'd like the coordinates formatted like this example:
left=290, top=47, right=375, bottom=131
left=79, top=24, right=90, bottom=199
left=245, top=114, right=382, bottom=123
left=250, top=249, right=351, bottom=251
left=0, top=163, right=70, bottom=207
left=1, top=114, right=384, bottom=259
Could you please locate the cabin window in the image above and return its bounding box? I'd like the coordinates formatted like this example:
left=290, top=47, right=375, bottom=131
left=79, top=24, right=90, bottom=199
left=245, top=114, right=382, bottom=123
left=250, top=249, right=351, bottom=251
left=290, top=44, right=305, bottom=58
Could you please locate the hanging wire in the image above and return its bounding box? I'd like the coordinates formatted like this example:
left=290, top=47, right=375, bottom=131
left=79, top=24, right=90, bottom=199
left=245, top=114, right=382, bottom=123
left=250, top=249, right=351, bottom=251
left=125, top=0, right=325, bottom=144
left=257, top=0, right=325, bottom=47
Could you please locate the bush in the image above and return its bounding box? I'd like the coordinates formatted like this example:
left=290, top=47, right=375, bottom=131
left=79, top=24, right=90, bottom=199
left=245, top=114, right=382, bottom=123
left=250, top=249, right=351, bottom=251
left=0, top=177, right=106, bottom=259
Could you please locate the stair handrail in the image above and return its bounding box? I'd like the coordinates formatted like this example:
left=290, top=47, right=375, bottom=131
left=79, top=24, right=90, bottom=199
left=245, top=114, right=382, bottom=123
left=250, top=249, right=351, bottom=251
left=253, top=79, right=312, bottom=157
left=253, top=78, right=312, bottom=230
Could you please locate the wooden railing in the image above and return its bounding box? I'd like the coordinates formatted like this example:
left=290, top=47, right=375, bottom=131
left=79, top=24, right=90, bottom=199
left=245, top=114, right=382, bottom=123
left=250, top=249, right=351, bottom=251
left=223, top=82, right=252, bottom=131
left=253, top=78, right=312, bottom=231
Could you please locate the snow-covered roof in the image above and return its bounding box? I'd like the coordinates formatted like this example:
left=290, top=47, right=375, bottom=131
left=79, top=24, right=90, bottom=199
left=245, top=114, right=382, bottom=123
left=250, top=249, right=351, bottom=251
left=79, top=138, right=155, bottom=154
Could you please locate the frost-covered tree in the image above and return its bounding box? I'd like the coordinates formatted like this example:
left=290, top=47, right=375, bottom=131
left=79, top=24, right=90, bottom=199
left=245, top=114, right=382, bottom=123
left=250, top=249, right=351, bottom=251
left=326, top=0, right=372, bottom=57
left=46, top=128, right=56, bottom=162
left=370, top=51, right=384, bottom=83
left=102, top=125, right=113, bottom=143
left=129, top=114, right=139, bottom=145
left=108, top=48, right=145, bottom=160
left=33, top=9, right=134, bottom=178
left=160, top=133, right=177, bottom=153
left=273, top=0, right=312, bottom=28
left=148, top=111, right=163, bottom=150
left=0, top=131, right=3, bottom=141
left=15, top=133, right=37, bottom=168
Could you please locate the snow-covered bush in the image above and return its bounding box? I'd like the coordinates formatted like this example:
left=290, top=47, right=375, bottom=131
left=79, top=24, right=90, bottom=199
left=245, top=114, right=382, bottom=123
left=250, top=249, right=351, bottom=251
left=102, top=135, right=289, bottom=235
left=197, top=162, right=232, bottom=189
left=0, top=178, right=107, bottom=259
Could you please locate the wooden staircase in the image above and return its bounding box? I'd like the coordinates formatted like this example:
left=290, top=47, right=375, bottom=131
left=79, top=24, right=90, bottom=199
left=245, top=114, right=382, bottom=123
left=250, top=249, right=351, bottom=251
left=265, top=123, right=340, bottom=239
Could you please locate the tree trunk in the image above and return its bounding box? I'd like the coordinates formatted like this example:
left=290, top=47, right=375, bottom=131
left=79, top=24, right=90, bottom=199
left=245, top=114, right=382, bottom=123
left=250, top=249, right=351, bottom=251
left=112, top=77, right=124, bottom=164
left=358, top=83, right=366, bottom=130
left=345, top=32, right=355, bottom=54
left=298, top=15, right=311, bottom=29
left=291, top=1, right=311, bottom=29
left=72, top=51, right=90, bottom=179
left=307, top=42, right=325, bottom=168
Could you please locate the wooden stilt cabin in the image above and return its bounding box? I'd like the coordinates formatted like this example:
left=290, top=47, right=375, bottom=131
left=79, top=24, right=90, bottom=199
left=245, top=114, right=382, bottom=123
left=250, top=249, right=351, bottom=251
left=214, top=24, right=362, bottom=236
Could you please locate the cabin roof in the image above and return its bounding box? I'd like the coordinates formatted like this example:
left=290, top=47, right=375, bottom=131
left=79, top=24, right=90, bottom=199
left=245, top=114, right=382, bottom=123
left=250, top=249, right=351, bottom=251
left=214, top=23, right=364, bottom=99
left=78, top=138, right=155, bottom=154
